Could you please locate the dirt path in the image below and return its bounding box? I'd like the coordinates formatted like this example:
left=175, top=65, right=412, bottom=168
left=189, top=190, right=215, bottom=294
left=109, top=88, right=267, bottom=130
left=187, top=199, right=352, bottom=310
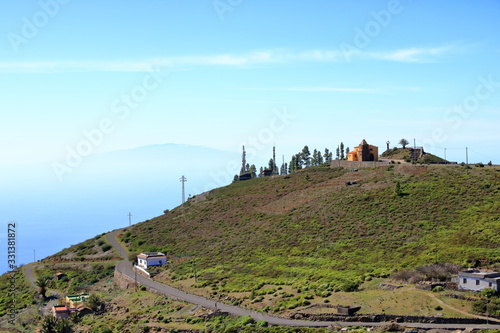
left=427, top=292, right=500, bottom=323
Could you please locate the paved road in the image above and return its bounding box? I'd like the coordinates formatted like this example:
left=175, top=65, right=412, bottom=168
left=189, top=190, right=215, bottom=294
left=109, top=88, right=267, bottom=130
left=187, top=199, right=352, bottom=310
left=106, top=229, right=500, bottom=330
left=23, top=264, right=61, bottom=315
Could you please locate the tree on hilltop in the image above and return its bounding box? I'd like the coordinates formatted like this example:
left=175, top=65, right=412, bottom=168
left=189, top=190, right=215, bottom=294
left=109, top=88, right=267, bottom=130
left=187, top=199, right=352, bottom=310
left=301, top=145, right=311, bottom=167
left=399, top=138, right=409, bottom=149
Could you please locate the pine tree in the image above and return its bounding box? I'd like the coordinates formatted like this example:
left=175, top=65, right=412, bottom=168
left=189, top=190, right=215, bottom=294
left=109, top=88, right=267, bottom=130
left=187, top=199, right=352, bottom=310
left=340, top=142, right=345, bottom=160
left=336, top=146, right=340, bottom=160
left=249, top=164, right=257, bottom=178
left=324, top=148, right=332, bottom=165
left=316, top=150, right=324, bottom=165
left=302, top=145, right=311, bottom=167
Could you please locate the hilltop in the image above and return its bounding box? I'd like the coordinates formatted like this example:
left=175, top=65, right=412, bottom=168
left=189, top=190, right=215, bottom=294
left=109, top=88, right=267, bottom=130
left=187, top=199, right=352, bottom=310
left=118, top=164, right=499, bottom=291
left=380, top=147, right=448, bottom=164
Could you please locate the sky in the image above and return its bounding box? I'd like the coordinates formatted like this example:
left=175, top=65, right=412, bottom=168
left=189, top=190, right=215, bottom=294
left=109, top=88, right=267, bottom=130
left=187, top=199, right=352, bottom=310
left=1, top=1, right=500, bottom=271
left=1, top=0, right=499, bottom=169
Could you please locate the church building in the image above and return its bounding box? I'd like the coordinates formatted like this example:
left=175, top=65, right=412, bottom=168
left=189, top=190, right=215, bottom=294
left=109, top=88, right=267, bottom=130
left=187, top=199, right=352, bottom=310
left=347, top=139, right=378, bottom=162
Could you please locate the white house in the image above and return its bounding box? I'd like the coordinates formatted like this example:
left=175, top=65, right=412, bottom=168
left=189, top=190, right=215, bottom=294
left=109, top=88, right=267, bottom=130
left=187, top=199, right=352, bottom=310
left=137, top=252, right=167, bottom=268
left=458, top=270, right=500, bottom=292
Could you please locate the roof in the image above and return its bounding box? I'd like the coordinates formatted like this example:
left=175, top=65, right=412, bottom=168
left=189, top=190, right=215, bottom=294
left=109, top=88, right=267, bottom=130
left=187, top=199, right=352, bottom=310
left=459, top=270, right=500, bottom=279
left=66, top=293, right=89, bottom=301
left=137, top=252, right=166, bottom=259
left=53, top=305, right=69, bottom=313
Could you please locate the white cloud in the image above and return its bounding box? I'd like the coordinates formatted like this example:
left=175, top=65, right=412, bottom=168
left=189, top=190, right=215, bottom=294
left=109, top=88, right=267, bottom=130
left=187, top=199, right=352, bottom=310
left=0, top=45, right=457, bottom=73
left=262, top=86, right=382, bottom=93
left=370, top=46, right=454, bottom=63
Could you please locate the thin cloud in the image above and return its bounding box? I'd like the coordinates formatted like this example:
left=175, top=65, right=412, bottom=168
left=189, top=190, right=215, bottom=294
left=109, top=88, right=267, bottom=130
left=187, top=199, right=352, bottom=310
left=253, top=85, right=422, bottom=94
left=265, top=86, right=383, bottom=93
left=0, top=45, right=457, bottom=73
left=370, top=46, right=454, bottom=63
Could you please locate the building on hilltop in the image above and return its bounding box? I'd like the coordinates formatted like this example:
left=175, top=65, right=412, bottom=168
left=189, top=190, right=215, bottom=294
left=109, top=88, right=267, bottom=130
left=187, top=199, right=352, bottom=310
left=137, top=252, right=167, bottom=268
left=347, top=139, right=378, bottom=162
left=457, top=270, right=500, bottom=291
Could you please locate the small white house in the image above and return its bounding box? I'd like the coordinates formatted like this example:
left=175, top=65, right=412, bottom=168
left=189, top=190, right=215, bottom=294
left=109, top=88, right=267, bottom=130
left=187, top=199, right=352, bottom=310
left=137, top=252, right=167, bottom=268
left=458, top=270, right=500, bottom=292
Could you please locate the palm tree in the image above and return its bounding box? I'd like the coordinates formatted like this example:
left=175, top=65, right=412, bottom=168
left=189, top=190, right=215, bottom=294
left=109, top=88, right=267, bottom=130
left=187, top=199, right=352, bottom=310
left=399, top=138, right=409, bottom=149
left=85, top=294, right=105, bottom=314
left=40, top=316, right=73, bottom=333
left=35, top=276, right=52, bottom=298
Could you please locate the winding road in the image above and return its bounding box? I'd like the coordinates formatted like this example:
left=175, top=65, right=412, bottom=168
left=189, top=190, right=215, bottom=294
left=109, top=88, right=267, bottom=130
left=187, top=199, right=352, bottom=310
left=23, top=264, right=61, bottom=316
left=106, top=228, right=500, bottom=330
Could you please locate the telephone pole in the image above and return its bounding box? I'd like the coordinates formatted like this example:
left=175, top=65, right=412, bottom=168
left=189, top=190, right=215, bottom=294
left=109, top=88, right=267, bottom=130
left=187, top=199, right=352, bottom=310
left=272, top=145, right=277, bottom=175
left=180, top=175, right=187, bottom=204
left=128, top=212, right=132, bottom=226
left=466, top=147, right=469, bottom=174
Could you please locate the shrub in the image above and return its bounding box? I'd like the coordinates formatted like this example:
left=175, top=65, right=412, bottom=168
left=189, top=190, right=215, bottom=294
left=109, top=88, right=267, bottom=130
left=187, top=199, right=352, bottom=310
left=432, top=286, right=445, bottom=292
left=435, top=305, right=443, bottom=311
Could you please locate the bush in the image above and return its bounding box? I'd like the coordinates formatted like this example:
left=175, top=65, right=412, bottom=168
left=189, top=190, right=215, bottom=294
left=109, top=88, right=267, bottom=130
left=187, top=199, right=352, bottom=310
left=432, top=286, right=445, bottom=292
left=435, top=305, right=443, bottom=311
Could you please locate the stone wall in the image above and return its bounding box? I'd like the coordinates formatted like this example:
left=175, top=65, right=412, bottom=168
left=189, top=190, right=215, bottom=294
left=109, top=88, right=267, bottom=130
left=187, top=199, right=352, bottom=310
left=290, top=312, right=490, bottom=325
left=113, top=266, right=135, bottom=290
left=330, top=160, right=390, bottom=169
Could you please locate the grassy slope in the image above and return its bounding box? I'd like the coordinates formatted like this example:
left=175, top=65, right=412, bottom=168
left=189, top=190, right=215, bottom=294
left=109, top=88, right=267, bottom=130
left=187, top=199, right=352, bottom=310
left=380, top=147, right=448, bottom=163
left=122, top=165, right=500, bottom=292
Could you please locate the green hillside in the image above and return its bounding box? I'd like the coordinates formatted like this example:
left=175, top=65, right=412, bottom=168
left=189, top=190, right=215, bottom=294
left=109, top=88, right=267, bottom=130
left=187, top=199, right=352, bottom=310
left=380, top=147, right=448, bottom=164
left=120, top=164, right=499, bottom=293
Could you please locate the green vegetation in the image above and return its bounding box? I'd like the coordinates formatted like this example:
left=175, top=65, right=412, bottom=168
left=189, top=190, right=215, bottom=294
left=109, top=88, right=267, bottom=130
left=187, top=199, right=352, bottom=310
left=48, top=234, right=118, bottom=262
left=35, top=263, right=115, bottom=294
left=0, top=268, right=35, bottom=317
left=122, top=165, right=499, bottom=297
left=3, top=163, right=500, bottom=332
left=380, top=147, right=448, bottom=164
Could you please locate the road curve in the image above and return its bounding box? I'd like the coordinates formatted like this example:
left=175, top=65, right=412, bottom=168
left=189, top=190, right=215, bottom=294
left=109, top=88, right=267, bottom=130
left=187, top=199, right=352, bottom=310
left=107, top=228, right=500, bottom=330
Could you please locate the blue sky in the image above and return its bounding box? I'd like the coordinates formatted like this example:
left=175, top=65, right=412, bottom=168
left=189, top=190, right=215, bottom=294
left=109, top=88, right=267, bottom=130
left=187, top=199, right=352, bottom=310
left=1, top=0, right=500, bottom=168
left=1, top=0, right=500, bottom=273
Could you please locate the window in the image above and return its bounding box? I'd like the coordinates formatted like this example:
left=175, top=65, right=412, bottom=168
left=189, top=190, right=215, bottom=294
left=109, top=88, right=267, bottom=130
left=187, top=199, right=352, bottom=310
left=489, top=282, right=492, bottom=287
left=476, top=280, right=480, bottom=286
left=463, top=278, right=467, bottom=284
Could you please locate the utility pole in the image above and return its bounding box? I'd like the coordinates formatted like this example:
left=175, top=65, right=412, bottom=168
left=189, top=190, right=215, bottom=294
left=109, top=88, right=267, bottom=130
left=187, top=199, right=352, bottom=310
left=180, top=175, right=187, bottom=204
left=466, top=147, right=469, bottom=173
left=273, top=145, right=277, bottom=175
left=128, top=212, right=132, bottom=226
left=282, top=154, right=285, bottom=175
left=134, top=266, right=137, bottom=292
left=241, top=146, right=246, bottom=174
left=444, top=148, right=447, bottom=161
left=192, top=259, right=197, bottom=282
